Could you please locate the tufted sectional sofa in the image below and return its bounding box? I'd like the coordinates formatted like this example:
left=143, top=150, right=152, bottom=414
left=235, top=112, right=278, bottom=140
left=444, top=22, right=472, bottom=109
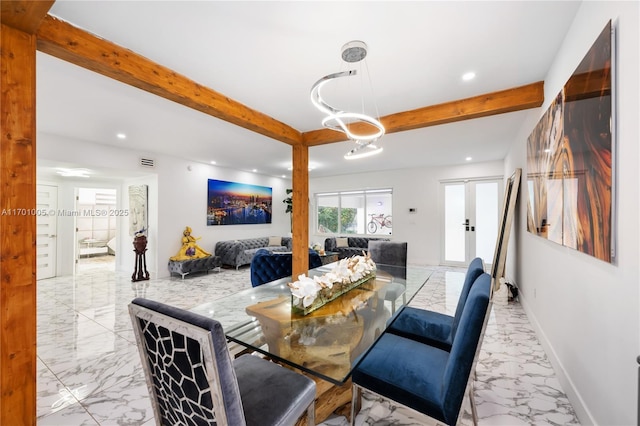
left=324, top=236, right=390, bottom=259
left=215, top=236, right=292, bottom=269
left=250, top=248, right=323, bottom=287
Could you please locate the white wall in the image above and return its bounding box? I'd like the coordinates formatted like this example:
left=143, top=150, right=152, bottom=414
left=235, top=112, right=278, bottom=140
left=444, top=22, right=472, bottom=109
left=154, top=157, right=291, bottom=275
left=310, top=161, right=504, bottom=266
left=37, top=134, right=292, bottom=278
left=504, top=2, right=639, bottom=424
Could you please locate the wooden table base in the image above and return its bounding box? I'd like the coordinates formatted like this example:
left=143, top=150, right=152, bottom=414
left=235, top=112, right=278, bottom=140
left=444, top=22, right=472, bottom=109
left=294, top=371, right=352, bottom=426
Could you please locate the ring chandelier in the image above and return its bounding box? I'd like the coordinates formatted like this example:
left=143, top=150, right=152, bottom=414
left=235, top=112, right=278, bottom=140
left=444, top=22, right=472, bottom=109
left=310, top=41, right=385, bottom=160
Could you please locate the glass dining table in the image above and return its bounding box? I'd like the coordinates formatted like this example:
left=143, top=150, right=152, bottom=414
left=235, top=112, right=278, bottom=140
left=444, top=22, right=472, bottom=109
left=190, top=263, right=435, bottom=386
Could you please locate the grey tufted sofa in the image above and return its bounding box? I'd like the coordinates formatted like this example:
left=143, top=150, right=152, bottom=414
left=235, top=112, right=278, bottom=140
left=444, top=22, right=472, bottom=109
left=215, top=236, right=292, bottom=269
left=324, top=236, right=390, bottom=259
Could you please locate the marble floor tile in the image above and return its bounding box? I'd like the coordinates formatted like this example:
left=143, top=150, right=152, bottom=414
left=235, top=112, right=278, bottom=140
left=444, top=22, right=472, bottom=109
left=36, top=259, right=579, bottom=425
left=37, top=402, right=99, bottom=426
left=78, top=380, right=153, bottom=426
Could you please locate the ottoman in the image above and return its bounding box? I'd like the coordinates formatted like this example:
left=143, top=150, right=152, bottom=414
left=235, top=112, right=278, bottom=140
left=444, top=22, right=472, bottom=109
left=168, top=256, right=222, bottom=279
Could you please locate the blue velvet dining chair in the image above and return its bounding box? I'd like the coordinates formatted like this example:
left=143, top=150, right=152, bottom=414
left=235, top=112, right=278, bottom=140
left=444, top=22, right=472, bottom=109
left=350, top=273, right=492, bottom=426
left=250, top=248, right=323, bottom=287
left=129, top=298, right=316, bottom=426
left=386, top=257, right=484, bottom=351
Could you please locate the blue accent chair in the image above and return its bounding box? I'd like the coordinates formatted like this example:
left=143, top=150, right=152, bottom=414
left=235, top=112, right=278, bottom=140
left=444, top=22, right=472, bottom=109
left=350, top=273, right=492, bottom=426
left=387, top=257, right=484, bottom=351
left=250, top=248, right=323, bottom=287
left=129, top=298, right=316, bottom=426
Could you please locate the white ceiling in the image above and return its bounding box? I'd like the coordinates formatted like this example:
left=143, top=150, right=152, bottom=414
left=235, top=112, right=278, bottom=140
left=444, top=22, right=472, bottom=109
left=36, top=1, right=582, bottom=180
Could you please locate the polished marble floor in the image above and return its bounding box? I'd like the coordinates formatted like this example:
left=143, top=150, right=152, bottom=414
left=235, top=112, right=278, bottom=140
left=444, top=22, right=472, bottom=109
left=36, top=259, right=579, bottom=425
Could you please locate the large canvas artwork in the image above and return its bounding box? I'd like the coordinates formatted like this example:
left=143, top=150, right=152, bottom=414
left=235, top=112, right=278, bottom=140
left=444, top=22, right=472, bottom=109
left=207, top=179, right=272, bottom=225
left=527, top=21, right=614, bottom=263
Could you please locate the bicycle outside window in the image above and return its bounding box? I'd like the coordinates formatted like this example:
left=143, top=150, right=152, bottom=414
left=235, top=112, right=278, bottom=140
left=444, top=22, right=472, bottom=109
left=315, top=189, right=392, bottom=236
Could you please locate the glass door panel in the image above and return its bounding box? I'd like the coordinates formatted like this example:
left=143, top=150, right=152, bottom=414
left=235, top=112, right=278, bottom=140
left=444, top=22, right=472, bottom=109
left=475, top=181, right=499, bottom=262
left=444, top=184, right=466, bottom=263
left=442, top=179, right=501, bottom=267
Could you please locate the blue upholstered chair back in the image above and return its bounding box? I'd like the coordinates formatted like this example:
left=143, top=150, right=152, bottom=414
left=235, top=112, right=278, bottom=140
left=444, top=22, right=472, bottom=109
left=450, top=257, right=485, bottom=340
left=250, top=248, right=322, bottom=287
left=441, top=273, right=491, bottom=424
left=129, top=297, right=246, bottom=425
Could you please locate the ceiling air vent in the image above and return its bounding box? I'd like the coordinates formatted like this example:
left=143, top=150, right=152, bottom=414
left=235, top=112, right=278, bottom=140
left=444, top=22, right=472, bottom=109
left=140, top=158, right=155, bottom=168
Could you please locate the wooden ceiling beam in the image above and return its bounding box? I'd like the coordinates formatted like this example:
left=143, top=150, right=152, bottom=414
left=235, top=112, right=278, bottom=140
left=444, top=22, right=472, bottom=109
left=0, top=0, right=55, bottom=34
left=35, top=15, right=303, bottom=146
left=34, top=14, right=544, bottom=150
left=302, top=81, right=544, bottom=146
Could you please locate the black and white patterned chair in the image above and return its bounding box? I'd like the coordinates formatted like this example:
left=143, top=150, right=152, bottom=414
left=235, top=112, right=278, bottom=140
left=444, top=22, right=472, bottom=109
left=129, top=298, right=316, bottom=425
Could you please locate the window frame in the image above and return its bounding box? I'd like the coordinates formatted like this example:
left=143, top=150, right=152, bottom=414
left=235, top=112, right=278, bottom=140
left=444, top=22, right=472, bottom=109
left=314, top=188, right=393, bottom=236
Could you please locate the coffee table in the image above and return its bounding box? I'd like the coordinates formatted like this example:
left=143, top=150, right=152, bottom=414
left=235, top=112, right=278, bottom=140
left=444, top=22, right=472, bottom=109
left=318, top=250, right=339, bottom=265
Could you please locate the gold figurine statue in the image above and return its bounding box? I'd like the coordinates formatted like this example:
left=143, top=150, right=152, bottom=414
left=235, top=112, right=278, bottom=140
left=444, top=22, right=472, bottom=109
left=170, top=226, right=211, bottom=261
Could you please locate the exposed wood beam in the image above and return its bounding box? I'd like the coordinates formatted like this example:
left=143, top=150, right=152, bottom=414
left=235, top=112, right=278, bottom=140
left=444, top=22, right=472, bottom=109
left=35, top=15, right=303, bottom=146
left=291, top=144, right=309, bottom=278
left=1, top=23, right=38, bottom=425
left=302, top=81, right=544, bottom=146
left=0, top=0, right=54, bottom=34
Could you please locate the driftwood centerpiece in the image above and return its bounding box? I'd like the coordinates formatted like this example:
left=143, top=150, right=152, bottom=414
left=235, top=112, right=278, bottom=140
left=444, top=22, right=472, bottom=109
left=289, top=253, right=376, bottom=315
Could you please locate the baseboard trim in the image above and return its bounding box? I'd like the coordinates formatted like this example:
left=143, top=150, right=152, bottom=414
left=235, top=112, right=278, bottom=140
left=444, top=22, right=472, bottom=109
left=519, top=294, right=596, bottom=425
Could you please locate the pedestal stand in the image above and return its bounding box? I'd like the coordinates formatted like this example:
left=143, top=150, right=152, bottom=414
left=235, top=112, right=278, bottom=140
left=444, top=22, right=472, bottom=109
left=132, top=234, right=150, bottom=282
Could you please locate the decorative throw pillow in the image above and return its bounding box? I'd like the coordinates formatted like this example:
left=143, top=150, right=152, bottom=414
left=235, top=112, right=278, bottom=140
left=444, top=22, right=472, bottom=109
left=268, top=236, right=282, bottom=247
left=335, top=237, right=349, bottom=248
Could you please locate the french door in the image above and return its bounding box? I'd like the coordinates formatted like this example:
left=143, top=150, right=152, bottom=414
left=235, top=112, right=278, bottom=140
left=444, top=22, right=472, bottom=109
left=441, top=178, right=502, bottom=268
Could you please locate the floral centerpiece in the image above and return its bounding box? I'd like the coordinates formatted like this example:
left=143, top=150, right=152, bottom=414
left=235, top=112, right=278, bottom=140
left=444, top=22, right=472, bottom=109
left=288, top=253, right=376, bottom=315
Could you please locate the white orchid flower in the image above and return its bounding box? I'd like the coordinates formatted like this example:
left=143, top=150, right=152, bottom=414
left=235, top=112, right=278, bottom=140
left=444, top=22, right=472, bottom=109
left=289, top=255, right=377, bottom=312
left=314, top=274, right=334, bottom=289
left=290, top=275, right=322, bottom=307
left=332, top=259, right=350, bottom=280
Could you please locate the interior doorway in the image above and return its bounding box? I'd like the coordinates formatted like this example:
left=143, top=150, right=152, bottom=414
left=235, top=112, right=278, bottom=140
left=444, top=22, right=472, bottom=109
left=74, top=187, right=118, bottom=274
left=441, top=178, right=503, bottom=268
left=36, top=184, right=58, bottom=280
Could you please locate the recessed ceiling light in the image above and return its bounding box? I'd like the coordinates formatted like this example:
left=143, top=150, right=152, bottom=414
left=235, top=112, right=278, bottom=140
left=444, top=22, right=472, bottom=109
left=287, top=164, right=316, bottom=171
left=210, top=161, right=217, bottom=165
left=462, top=72, right=476, bottom=81
left=252, top=169, right=257, bottom=173
left=281, top=175, right=286, bottom=178
left=465, top=157, right=472, bottom=161
left=56, top=167, right=91, bottom=178
left=116, top=133, right=126, bottom=139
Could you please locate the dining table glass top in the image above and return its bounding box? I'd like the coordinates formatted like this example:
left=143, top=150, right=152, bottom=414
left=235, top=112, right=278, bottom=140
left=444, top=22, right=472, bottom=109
left=190, top=263, right=434, bottom=385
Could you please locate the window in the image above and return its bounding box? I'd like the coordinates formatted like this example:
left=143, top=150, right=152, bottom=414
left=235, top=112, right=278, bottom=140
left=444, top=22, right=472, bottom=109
left=316, top=189, right=392, bottom=235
